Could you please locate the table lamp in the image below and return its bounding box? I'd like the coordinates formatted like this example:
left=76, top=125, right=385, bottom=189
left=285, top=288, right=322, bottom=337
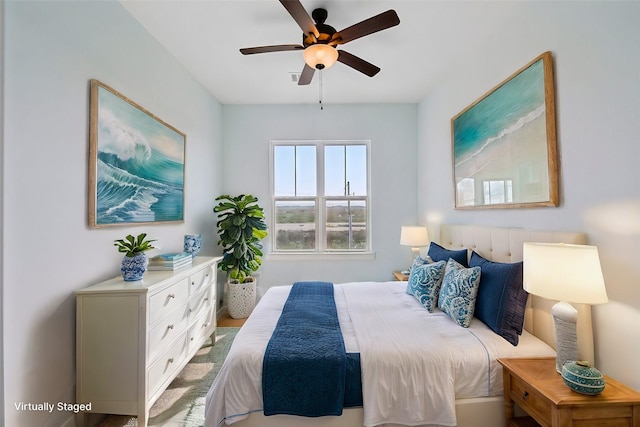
left=523, top=242, right=608, bottom=373
left=400, top=226, right=429, bottom=272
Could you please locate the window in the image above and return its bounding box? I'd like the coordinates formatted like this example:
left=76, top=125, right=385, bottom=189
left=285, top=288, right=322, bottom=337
left=270, top=141, right=370, bottom=254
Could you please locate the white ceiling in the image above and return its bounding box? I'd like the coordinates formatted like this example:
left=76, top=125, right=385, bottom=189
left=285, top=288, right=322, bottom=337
left=120, top=0, right=522, bottom=105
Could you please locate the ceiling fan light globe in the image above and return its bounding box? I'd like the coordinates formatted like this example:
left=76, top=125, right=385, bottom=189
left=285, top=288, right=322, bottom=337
left=303, top=44, right=338, bottom=70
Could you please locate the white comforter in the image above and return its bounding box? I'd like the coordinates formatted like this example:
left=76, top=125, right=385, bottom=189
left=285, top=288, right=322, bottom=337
left=205, top=281, right=555, bottom=427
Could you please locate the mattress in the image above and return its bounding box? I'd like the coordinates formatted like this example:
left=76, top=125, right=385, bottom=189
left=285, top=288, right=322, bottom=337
left=205, top=281, right=555, bottom=427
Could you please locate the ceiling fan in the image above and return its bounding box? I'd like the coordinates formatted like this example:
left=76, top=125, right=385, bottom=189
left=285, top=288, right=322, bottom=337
left=240, top=0, right=400, bottom=85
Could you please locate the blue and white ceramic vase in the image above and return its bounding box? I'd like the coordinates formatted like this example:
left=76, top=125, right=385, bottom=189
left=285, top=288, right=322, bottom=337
left=561, top=360, right=606, bottom=395
left=121, top=253, right=149, bottom=282
left=184, top=234, right=202, bottom=258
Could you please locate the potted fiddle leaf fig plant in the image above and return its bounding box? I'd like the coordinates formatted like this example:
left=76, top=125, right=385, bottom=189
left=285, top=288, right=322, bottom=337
left=214, top=194, right=268, bottom=318
left=114, top=233, right=156, bottom=281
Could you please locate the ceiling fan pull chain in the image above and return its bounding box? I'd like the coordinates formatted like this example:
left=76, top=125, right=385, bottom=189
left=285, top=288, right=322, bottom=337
left=319, top=69, right=324, bottom=110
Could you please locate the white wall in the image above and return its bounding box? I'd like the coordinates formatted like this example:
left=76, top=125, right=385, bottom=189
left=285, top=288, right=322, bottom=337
left=418, top=1, right=640, bottom=390
left=0, top=0, right=5, bottom=422
left=3, top=1, right=223, bottom=425
left=221, top=104, right=418, bottom=294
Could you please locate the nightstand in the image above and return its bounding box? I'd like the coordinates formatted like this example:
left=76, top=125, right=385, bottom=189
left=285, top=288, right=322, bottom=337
left=393, top=271, right=409, bottom=281
left=498, top=357, right=640, bottom=427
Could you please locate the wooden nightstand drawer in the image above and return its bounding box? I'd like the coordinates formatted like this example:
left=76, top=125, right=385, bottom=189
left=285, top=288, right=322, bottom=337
left=509, top=375, right=551, bottom=426
left=572, top=406, right=635, bottom=427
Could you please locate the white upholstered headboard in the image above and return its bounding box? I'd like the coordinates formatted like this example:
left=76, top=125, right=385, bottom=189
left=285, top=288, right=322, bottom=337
left=433, top=224, right=593, bottom=362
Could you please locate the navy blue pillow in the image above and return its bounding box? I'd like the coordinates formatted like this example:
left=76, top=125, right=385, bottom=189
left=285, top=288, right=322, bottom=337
left=428, top=242, right=468, bottom=267
left=469, top=251, right=528, bottom=346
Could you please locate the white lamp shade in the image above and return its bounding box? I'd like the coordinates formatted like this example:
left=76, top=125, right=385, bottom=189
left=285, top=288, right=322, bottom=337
left=400, top=226, right=429, bottom=247
left=303, top=44, right=339, bottom=69
left=523, top=242, right=608, bottom=304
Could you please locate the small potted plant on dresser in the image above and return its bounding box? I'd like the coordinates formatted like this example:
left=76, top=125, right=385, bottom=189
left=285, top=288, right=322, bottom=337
left=214, top=194, right=268, bottom=319
left=114, top=233, right=156, bottom=281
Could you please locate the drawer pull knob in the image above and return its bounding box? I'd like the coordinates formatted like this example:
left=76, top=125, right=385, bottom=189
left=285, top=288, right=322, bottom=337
left=522, top=391, right=529, bottom=401
left=192, top=281, right=195, bottom=286
left=203, top=322, right=209, bottom=328
left=204, top=297, right=209, bottom=302
left=167, top=324, right=174, bottom=330
left=168, top=294, right=176, bottom=299
left=168, top=357, right=174, bottom=364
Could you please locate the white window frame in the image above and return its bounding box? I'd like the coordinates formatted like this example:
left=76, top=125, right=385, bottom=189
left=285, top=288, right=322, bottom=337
left=268, top=140, right=373, bottom=260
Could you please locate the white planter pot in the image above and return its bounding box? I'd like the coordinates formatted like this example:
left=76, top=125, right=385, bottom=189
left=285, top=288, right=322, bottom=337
left=227, top=278, right=256, bottom=319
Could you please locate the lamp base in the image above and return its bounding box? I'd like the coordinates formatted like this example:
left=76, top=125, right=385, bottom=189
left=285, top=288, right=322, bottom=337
left=552, top=301, right=579, bottom=373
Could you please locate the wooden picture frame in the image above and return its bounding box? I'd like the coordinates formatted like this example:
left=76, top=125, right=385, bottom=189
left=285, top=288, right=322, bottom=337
left=451, top=51, right=558, bottom=209
left=88, top=80, right=186, bottom=227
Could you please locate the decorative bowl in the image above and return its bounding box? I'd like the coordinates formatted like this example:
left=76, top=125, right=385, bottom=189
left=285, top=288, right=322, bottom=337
left=561, top=361, right=606, bottom=395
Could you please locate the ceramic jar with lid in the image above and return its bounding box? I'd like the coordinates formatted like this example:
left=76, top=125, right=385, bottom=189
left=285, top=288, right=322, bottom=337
left=561, top=360, right=606, bottom=395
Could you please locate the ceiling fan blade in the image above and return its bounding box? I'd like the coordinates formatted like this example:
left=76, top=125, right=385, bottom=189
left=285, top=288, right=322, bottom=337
left=332, top=10, right=400, bottom=45
left=337, top=50, right=380, bottom=77
left=298, top=64, right=315, bottom=85
left=279, top=0, right=319, bottom=38
left=240, top=44, right=304, bottom=55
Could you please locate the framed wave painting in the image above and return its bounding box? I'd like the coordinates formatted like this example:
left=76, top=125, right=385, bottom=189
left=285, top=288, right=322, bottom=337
left=88, top=80, right=186, bottom=227
left=451, top=51, right=558, bottom=209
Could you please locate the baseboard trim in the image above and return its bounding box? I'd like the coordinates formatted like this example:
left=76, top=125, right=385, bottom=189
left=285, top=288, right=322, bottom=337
left=217, top=305, right=228, bottom=319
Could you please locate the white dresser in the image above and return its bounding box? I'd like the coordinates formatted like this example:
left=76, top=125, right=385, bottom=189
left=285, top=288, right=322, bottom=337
left=75, top=256, right=221, bottom=427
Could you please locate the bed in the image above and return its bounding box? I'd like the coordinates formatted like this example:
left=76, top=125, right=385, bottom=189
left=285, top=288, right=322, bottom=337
left=205, top=224, right=591, bottom=427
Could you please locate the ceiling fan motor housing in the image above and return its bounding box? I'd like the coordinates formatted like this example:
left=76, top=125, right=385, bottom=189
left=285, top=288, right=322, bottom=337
left=303, top=9, right=336, bottom=47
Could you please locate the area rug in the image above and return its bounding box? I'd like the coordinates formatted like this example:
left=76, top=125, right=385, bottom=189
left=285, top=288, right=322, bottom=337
left=100, top=327, right=240, bottom=427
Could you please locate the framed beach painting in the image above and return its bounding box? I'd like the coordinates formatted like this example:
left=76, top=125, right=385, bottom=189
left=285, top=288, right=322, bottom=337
left=451, top=51, right=558, bottom=209
left=88, top=80, right=186, bottom=227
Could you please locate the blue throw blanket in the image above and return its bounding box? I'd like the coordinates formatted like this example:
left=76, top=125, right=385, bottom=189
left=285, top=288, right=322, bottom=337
left=263, top=281, right=351, bottom=417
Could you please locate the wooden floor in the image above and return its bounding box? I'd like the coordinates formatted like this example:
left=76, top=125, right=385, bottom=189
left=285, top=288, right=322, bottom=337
left=217, top=312, right=247, bottom=327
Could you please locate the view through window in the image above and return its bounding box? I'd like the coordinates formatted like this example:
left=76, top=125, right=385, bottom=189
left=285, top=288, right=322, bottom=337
left=271, top=141, right=370, bottom=253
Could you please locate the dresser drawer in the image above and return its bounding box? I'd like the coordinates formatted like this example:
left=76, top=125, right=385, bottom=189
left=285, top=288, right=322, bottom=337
left=189, top=265, right=215, bottom=294
left=148, top=334, right=188, bottom=397
left=149, top=278, right=189, bottom=325
left=509, top=374, right=551, bottom=427
left=188, top=309, right=214, bottom=353
left=188, top=287, right=214, bottom=321
left=148, top=306, right=189, bottom=363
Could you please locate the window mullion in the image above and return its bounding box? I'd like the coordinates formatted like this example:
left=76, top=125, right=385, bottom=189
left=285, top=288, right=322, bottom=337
left=317, top=143, right=325, bottom=252
left=294, top=146, right=297, bottom=196
left=343, top=145, right=347, bottom=196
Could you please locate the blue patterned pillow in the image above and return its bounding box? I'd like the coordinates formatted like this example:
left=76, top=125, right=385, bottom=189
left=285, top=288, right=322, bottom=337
left=406, top=260, right=447, bottom=311
left=428, top=242, right=469, bottom=267
left=438, top=259, right=481, bottom=327
left=409, top=254, right=433, bottom=272
left=469, top=252, right=527, bottom=346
